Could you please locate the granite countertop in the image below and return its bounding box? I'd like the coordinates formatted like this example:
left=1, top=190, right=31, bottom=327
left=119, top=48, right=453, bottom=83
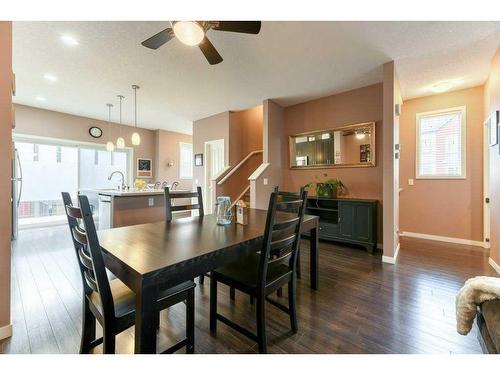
left=95, top=188, right=190, bottom=197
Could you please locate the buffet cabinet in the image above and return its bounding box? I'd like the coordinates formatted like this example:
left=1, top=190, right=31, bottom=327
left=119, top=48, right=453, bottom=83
left=304, top=196, right=378, bottom=253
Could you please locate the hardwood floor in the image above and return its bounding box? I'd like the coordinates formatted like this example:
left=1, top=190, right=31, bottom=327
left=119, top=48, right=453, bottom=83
left=0, top=226, right=496, bottom=354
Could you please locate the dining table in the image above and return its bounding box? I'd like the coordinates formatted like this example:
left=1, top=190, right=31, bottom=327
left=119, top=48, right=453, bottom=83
left=98, top=208, right=319, bottom=354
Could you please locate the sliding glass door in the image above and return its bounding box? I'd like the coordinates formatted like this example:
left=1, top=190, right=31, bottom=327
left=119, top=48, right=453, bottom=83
left=14, top=136, right=132, bottom=229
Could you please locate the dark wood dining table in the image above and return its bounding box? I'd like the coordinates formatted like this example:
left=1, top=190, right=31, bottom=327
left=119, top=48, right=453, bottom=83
left=98, top=208, right=319, bottom=354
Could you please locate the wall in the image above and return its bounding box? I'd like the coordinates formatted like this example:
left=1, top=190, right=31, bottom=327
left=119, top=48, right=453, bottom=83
left=252, top=100, right=285, bottom=209
left=485, top=46, right=500, bottom=267
left=399, top=86, right=484, bottom=242
left=13, top=104, right=157, bottom=180
left=0, top=21, right=12, bottom=339
left=154, top=129, right=193, bottom=190
left=281, top=84, right=384, bottom=241
left=382, top=61, right=401, bottom=260
left=192, top=111, right=230, bottom=195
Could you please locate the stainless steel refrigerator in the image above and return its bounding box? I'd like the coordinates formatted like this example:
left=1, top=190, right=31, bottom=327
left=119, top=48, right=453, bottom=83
left=11, top=147, right=22, bottom=240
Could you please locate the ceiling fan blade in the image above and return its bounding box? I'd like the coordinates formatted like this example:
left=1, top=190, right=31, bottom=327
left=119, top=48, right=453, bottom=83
left=141, top=28, right=174, bottom=49
left=212, top=21, right=261, bottom=34
left=198, top=37, right=223, bottom=65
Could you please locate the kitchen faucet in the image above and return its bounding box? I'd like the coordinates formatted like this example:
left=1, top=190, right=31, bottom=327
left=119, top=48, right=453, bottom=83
left=108, top=171, right=127, bottom=190
left=171, top=181, right=179, bottom=190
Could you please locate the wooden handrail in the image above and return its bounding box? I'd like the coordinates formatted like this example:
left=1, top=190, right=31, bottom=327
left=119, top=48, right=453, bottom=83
left=230, top=185, right=250, bottom=209
left=217, top=150, right=263, bottom=185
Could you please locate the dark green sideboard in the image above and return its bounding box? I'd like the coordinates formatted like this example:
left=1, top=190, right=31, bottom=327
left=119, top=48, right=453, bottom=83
left=305, top=196, right=378, bottom=253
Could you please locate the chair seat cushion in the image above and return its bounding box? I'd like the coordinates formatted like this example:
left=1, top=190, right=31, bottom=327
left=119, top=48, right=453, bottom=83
left=213, top=253, right=291, bottom=289
left=482, top=299, right=500, bottom=353
left=90, top=278, right=195, bottom=319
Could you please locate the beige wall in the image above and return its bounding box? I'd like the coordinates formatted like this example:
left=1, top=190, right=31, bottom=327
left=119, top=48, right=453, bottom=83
left=281, top=84, right=384, bottom=241
left=0, top=21, right=12, bottom=336
left=485, top=46, right=500, bottom=266
left=382, top=61, right=401, bottom=259
left=154, top=129, right=193, bottom=190
left=400, top=86, right=484, bottom=242
left=13, top=104, right=157, bottom=180
left=229, top=105, right=263, bottom=164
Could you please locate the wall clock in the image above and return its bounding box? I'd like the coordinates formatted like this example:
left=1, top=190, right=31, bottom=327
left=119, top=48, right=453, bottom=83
left=89, top=126, right=103, bottom=138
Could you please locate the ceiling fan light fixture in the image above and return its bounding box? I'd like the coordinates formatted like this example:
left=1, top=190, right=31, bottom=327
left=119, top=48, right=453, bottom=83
left=173, top=21, right=205, bottom=46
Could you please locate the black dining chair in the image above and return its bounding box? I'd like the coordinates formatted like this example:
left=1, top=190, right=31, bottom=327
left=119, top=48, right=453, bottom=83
left=62, top=192, right=196, bottom=354
left=164, top=186, right=209, bottom=285
left=209, top=189, right=307, bottom=353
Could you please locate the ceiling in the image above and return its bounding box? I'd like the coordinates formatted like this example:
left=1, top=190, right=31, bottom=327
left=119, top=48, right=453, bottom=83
left=13, top=21, right=500, bottom=134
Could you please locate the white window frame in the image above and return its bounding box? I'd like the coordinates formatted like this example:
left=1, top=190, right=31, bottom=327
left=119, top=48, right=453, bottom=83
left=415, top=106, right=467, bottom=180
left=179, top=142, right=193, bottom=180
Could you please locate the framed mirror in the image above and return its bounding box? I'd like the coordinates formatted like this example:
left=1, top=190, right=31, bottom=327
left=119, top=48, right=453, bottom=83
left=289, top=122, right=376, bottom=169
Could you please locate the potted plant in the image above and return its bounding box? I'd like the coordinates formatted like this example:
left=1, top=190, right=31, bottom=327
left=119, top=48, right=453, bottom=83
left=306, top=178, right=345, bottom=198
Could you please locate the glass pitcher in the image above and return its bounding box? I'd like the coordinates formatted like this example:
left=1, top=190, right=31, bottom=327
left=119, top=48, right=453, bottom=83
left=215, top=196, right=233, bottom=225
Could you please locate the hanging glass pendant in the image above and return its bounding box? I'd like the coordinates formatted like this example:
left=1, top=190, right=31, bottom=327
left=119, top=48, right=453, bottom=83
left=106, top=103, right=114, bottom=152
left=116, top=137, right=125, bottom=149
left=131, top=85, right=141, bottom=146
left=131, top=132, right=141, bottom=146
left=116, top=95, right=126, bottom=149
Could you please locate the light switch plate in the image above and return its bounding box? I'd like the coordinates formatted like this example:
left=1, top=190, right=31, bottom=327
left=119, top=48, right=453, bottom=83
left=148, top=198, right=154, bottom=206
left=408, top=179, right=414, bottom=186
left=263, top=178, right=268, bottom=185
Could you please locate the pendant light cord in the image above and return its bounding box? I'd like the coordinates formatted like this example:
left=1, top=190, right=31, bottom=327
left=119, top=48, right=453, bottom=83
left=118, top=95, right=124, bottom=136
left=132, top=85, right=139, bottom=129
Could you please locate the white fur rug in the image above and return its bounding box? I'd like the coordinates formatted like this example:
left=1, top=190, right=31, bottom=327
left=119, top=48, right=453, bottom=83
left=455, top=276, right=500, bottom=335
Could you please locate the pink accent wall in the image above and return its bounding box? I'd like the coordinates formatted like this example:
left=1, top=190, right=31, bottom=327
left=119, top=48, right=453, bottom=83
left=0, top=21, right=12, bottom=333
left=399, top=86, right=484, bottom=242
left=485, top=46, right=500, bottom=265
left=281, top=84, right=384, bottom=242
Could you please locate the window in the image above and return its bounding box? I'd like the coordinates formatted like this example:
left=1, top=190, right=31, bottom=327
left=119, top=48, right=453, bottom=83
left=179, top=142, right=193, bottom=179
left=416, top=106, right=466, bottom=179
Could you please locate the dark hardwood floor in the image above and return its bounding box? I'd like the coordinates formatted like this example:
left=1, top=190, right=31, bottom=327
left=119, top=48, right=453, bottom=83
left=0, top=226, right=496, bottom=354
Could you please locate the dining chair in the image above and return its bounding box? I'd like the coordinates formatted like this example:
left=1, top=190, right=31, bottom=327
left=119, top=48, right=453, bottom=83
left=164, top=186, right=208, bottom=284
left=62, top=192, right=196, bottom=354
left=209, top=189, right=307, bottom=353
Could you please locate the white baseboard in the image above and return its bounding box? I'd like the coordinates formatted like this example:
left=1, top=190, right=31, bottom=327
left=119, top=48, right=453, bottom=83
left=400, top=231, right=486, bottom=248
left=0, top=323, right=12, bottom=341
left=489, top=257, right=500, bottom=275
left=382, top=242, right=400, bottom=264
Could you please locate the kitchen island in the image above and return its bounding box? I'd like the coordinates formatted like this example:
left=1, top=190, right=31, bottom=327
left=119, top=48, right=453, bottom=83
left=93, top=188, right=190, bottom=229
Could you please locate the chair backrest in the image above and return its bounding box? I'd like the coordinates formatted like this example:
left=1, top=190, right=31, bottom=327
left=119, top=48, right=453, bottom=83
left=257, top=189, right=307, bottom=289
left=273, top=186, right=306, bottom=213
left=62, top=192, right=115, bottom=320
left=164, top=186, right=204, bottom=222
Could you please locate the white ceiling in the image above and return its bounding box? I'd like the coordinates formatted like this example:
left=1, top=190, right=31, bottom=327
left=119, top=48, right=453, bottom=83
left=13, top=21, right=500, bottom=134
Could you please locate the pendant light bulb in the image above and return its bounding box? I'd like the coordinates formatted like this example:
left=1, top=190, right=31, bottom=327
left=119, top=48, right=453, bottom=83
left=116, top=95, right=126, bottom=149
left=131, top=85, right=141, bottom=146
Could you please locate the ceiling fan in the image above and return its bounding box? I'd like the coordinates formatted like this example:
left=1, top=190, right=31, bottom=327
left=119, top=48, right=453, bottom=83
left=141, top=21, right=261, bottom=65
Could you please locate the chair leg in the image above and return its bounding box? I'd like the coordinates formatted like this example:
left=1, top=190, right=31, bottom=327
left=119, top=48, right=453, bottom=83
left=288, top=278, right=298, bottom=333
left=256, top=295, right=267, bottom=353
left=210, top=274, right=217, bottom=333
left=296, top=248, right=301, bottom=279
left=102, top=329, right=116, bottom=354
left=230, top=286, right=235, bottom=301
left=277, top=288, right=283, bottom=297
left=186, top=288, right=195, bottom=353
left=79, top=297, right=96, bottom=354
left=199, top=274, right=205, bottom=285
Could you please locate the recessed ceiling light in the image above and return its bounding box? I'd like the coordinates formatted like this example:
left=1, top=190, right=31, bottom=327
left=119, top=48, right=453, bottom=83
left=35, top=96, right=47, bottom=102
left=43, top=73, right=57, bottom=82
left=60, top=34, right=79, bottom=47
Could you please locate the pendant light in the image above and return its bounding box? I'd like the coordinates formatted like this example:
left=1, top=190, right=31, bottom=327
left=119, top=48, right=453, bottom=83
left=116, top=94, right=126, bottom=149
left=105, top=103, right=115, bottom=152
left=131, top=84, right=141, bottom=146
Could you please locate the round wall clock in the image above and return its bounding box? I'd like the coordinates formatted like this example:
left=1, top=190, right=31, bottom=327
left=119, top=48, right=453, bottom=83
left=89, top=126, right=103, bottom=138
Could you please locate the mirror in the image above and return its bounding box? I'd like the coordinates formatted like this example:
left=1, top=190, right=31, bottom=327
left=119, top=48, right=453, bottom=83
left=289, top=122, right=376, bottom=169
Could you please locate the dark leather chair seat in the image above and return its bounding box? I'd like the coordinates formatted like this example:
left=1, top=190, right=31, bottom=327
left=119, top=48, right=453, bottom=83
left=479, top=299, right=500, bottom=353
left=214, top=253, right=292, bottom=290
left=90, top=279, right=196, bottom=319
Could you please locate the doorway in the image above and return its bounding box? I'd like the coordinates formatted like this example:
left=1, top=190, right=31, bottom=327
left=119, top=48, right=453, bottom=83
left=204, top=139, right=225, bottom=213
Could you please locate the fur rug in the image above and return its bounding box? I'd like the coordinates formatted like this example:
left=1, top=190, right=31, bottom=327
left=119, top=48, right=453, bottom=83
left=455, top=276, right=500, bottom=335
